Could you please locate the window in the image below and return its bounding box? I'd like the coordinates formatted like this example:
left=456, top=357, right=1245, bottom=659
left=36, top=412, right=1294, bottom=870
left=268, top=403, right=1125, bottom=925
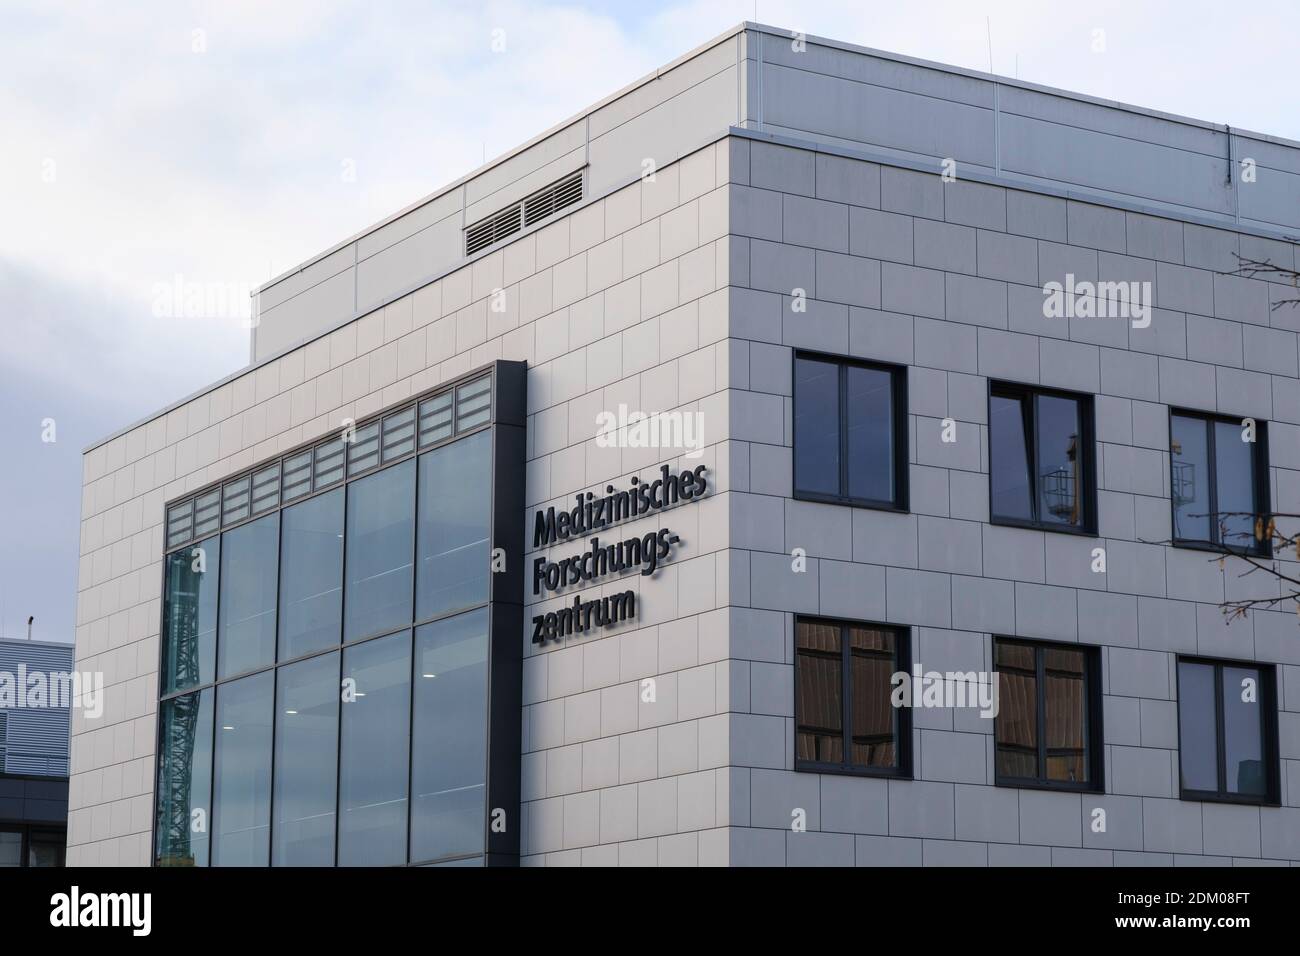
left=0, top=828, right=65, bottom=868
left=27, top=832, right=65, bottom=867
left=794, top=618, right=910, bottom=776
left=155, top=689, right=214, bottom=867
left=154, top=365, right=523, bottom=868
left=416, top=430, right=491, bottom=621
left=162, top=537, right=219, bottom=693
left=344, top=460, right=415, bottom=643
left=0, top=831, right=20, bottom=867
left=994, top=639, right=1103, bottom=790
left=162, top=372, right=491, bottom=554
left=411, top=608, right=489, bottom=862
left=989, top=383, right=1095, bottom=533
left=793, top=353, right=907, bottom=509
left=211, top=671, right=273, bottom=866
left=338, top=630, right=411, bottom=866
left=272, top=652, right=339, bottom=866
left=1170, top=411, right=1270, bottom=555
left=217, top=513, right=279, bottom=679
left=278, top=488, right=344, bottom=660
left=1177, top=659, right=1278, bottom=804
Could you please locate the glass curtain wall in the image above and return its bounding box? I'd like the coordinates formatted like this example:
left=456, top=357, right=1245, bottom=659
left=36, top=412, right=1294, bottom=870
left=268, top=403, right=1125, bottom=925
left=156, top=379, right=495, bottom=867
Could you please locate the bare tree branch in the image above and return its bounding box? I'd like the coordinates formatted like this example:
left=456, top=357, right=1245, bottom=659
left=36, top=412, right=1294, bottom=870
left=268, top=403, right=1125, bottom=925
left=1228, top=254, right=1300, bottom=311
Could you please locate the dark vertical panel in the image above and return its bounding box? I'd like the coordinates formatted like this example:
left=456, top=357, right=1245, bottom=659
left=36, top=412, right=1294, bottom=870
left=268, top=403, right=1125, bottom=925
left=484, top=361, right=526, bottom=866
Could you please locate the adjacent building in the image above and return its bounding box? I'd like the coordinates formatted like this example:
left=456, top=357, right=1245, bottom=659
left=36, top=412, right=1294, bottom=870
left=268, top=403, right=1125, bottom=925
left=1, top=638, right=72, bottom=867
left=70, top=22, right=1300, bottom=866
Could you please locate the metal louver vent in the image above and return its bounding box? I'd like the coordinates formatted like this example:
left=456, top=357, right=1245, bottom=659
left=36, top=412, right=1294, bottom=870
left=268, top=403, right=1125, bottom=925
left=523, top=171, right=583, bottom=226
left=465, top=205, right=522, bottom=256
left=464, top=171, right=583, bottom=256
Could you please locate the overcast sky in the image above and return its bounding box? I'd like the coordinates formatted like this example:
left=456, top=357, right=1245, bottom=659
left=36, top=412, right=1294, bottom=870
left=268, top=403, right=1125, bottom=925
left=1, top=0, right=1297, bottom=645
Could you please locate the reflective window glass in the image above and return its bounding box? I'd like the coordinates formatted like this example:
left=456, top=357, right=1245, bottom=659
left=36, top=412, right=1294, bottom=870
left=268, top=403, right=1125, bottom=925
left=156, top=689, right=213, bottom=866
left=989, top=394, right=1032, bottom=522
left=845, top=365, right=894, bottom=503
left=278, top=488, right=343, bottom=660
left=1036, top=394, right=1084, bottom=529
left=344, top=460, right=415, bottom=643
left=417, top=431, right=491, bottom=621
left=411, top=609, right=488, bottom=862
left=218, top=513, right=279, bottom=679
left=212, top=672, right=273, bottom=866
left=273, top=653, right=339, bottom=866
left=995, top=640, right=1097, bottom=787
left=163, top=537, right=219, bottom=693
left=794, top=357, right=840, bottom=498
left=1177, top=661, right=1217, bottom=792
left=338, top=631, right=410, bottom=866
left=1171, top=414, right=1211, bottom=541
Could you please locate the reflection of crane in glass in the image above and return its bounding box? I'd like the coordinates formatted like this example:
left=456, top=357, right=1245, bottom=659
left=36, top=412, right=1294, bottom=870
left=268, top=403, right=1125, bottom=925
left=159, top=559, right=201, bottom=866
left=1169, top=439, right=1196, bottom=508
left=1041, top=434, right=1081, bottom=523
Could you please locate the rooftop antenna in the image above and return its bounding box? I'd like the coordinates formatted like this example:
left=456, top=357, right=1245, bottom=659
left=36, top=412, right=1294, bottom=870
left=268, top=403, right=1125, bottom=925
left=27, top=616, right=33, bottom=641
left=985, top=17, right=994, bottom=73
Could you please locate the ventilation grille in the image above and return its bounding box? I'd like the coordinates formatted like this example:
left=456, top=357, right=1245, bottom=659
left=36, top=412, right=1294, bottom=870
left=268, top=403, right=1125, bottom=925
left=465, top=171, right=583, bottom=256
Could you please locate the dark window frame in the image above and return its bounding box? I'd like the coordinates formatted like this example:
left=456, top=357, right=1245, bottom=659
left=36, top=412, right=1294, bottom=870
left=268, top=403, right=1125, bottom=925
left=0, top=824, right=67, bottom=868
left=793, top=615, right=913, bottom=780
left=992, top=636, right=1105, bottom=794
left=792, top=350, right=910, bottom=512
left=152, top=360, right=527, bottom=869
left=1168, top=408, right=1272, bottom=558
left=1175, top=655, right=1280, bottom=806
left=987, top=381, right=1097, bottom=536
